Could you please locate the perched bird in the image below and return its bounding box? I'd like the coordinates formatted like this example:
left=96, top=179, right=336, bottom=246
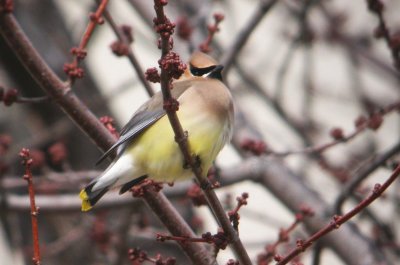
left=79, top=52, right=234, bottom=211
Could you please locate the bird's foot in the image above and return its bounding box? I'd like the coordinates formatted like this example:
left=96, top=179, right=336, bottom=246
left=183, top=154, right=201, bottom=169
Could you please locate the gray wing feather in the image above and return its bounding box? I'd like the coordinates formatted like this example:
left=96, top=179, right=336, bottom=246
left=96, top=108, right=166, bottom=165
left=95, top=79, right=191, bottom=165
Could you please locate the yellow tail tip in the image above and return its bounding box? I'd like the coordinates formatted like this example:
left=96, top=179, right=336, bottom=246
left=79, top=189, right=92, bottom=212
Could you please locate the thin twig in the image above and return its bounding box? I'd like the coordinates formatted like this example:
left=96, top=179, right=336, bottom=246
left=198, top=13, right=224, bottom=53
left=269, top=101, right=400, bottom=157
left=152, top=1, right=252, bottom=264
left=224, top=157, right=388, bottom=265
left=64, top=0, right=110, bottom=83
left=19, top=148, right=41, bottom=265
left=276, top=164, right=400, bottom=265
left=334, top=141, right=400, bottom=213
left=257, top=208, right=314, bottom=264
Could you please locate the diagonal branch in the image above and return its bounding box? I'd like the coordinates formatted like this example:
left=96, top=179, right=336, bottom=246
left=276, top=164, right=400, bottom=265
left=219, top=157, right=389, bottom=265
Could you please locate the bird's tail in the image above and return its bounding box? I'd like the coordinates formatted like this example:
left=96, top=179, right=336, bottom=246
left=79, top=154, right=135, bottom=211
left=79, top=181, right=110, bottom=212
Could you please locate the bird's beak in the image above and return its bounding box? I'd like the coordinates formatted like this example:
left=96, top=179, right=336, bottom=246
left=209, top=65, right=224, bottom=81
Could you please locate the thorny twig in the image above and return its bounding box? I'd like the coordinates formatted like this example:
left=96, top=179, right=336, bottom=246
left=276, top=164, right=400, bottom=265
left=19, top=148, right=41, bottom=265
left=228, top=193, right=249, bottom=232
left=257, top=206, right=314, bottom=265
left=241, top=101, right=400, bottom=157
left=64, top=0, right=109, bottom=82
left=199, top=13, right=224, bottom=53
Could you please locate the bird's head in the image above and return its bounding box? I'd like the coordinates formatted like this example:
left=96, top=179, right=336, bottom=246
left=178, top=52, right=224, bottom=81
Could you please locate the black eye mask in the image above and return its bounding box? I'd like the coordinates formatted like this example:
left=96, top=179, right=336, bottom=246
left=190, top=64, right=217, bottom=76
left=190, top=64, right=223, bottom=81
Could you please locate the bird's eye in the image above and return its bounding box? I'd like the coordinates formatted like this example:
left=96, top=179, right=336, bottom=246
left=190, top=64, right=216, bottom=76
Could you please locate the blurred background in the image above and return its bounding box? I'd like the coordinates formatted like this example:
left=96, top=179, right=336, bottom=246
left=1, top=0, right=400, bottom=264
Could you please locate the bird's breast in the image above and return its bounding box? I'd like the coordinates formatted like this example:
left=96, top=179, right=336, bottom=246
left=127, top=96, right=232, bottom=182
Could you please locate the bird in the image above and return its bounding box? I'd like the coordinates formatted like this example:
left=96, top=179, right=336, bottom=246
left=79, top=52, right=234, bottom=211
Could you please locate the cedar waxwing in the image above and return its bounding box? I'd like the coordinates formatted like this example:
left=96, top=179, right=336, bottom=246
left=79, top=52, right=234, bottom=211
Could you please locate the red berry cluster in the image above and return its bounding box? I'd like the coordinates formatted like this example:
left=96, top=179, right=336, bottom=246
left=110, top=25, right=133, bottom=57
left=158, top=51, right=187, bottom=80
left=100, top=116, right=119, bottom=138
left=128, top=248, right=148, bottom=263
left=163, top=97, right=179, bottom=112
left=354, top=113, right=383, bottom=131
left=19, top=148, right=33, bottom=167
left=329, top=127, right=344, bottom=140
left=145, top=67, right=161, bottom=83
left=71, top=47, right=87, bottom=60
left=176, top=16, right=192, bottom=41
left=130, top=179, right=163, bottom=197
left=63, top=63, right=84, bottom=79
left=110, top=41, right=129, bottom=56
left=240, top=138, right=267, bottom=156
left=202, top=230, right=229, bottom=250
left=153, top=16, right=175, bottom=38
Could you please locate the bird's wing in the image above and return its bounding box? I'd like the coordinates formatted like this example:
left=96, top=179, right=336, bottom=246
left=96, top=80, right=191, bottom=165
left=96, top=108, right=165, bottom=165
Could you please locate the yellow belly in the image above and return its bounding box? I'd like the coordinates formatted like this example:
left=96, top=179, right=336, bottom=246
left=127, top=111, right=226, bottom=182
